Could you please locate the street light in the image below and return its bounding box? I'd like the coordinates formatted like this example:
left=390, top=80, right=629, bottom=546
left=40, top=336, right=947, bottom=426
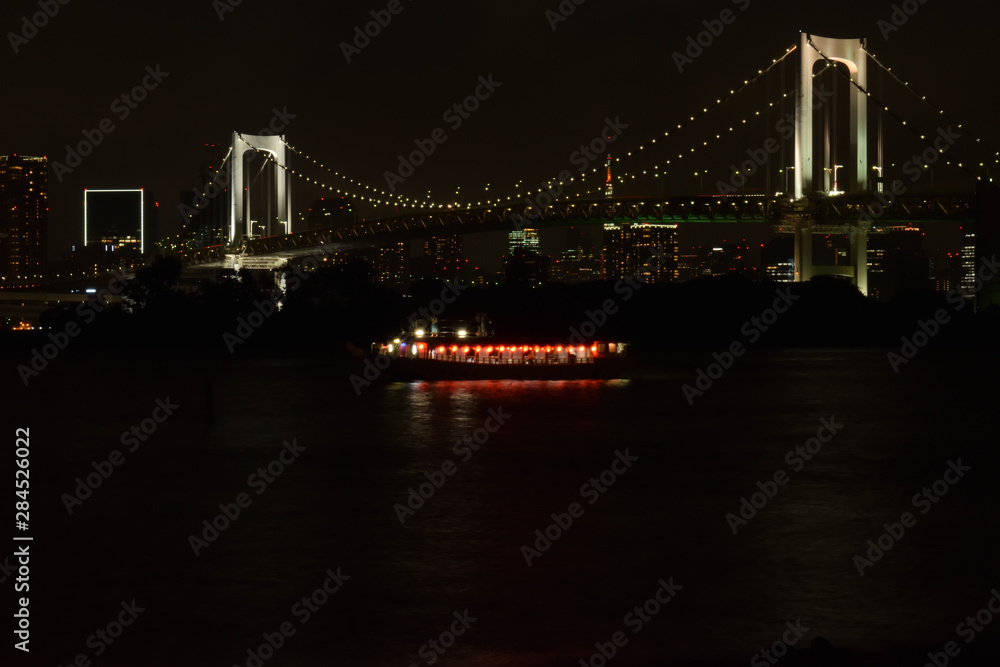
left=825, top=165, right=844, bottom=194
left=872, top=165, right=883, bottom=193
left=782, top=166, right=795, bottom=196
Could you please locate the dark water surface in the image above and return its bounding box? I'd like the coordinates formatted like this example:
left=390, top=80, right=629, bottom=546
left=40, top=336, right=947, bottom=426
left=4, top=347, right=999, bottom=666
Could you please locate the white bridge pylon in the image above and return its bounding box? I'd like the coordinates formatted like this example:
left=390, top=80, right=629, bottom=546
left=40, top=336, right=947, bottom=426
left=795, top=33, right=868, bottom=200
left=230, top=132, right=292, bottom=243
left=793, top=33, right=870, bottom=296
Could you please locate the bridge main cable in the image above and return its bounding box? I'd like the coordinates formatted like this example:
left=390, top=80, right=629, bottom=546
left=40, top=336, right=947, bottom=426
left=441, top=43, right=801, bottom=209
left=191, top=145, right=234, bottom=202
left=861, top=45, right=1000, bottom=170
left=236, top=133, right=445, bottom=210
left=551, top=43, right=801, bottom=198
left=807, top=37, right=983, bottom=181
left=277, top=138, right=449, bottom=209
left=593, top=61, right=838, bottom=193
left=599, top=43, right=798, bottom=173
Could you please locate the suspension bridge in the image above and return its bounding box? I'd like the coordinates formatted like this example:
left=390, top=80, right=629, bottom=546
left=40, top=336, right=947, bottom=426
left=174, top=32, right=998, bottom=293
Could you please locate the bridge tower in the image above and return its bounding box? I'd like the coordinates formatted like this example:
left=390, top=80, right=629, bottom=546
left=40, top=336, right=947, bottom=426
left=229, top=132, right=292, bottom=243
left=794, top=33, right=869, bottom=294
left=794, top=33, right=868, bottom=199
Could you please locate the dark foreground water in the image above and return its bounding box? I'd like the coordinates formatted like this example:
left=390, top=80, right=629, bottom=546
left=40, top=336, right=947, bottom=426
left=2, top=346, right=999, bottom=666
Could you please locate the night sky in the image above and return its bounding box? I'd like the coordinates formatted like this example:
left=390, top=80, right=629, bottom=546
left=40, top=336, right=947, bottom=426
left=2, top=0, right=997, bottom=268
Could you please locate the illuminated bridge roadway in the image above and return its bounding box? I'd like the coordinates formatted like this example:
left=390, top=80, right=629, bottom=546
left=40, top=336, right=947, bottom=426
left=174, top=191, right=978, bottom=271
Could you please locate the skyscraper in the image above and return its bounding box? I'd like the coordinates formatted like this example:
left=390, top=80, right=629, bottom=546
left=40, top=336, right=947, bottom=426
left=375, top=241, right=407, bottom=288
left=761, top=236, right=795, bottom=282
left=552, top=226, right=600, bottom=283
left=960, top=229, right=976, bottom=297
left=867, top=227, right=929, bottom=302
left=84, top=189, right=146, bottom=253
left=974, top=181, right=1000, bottom=310
left=603, top=222, right=677, bottom=284
left=504, top=226, right=547, bottom=284
left=508, top=227, right=539, bottom=254
left=0, top=154, right=48, bottom=284
left=423, top=234, right=464, bottom=276
left=503, top=250, right=549, bottom=285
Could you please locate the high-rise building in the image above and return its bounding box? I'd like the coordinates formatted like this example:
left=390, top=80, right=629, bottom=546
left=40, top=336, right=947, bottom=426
left=926, top=249, right=964, bottom=294
left=504, top=250, right=549, bottom=285
left=867, top=226, right=929, bottom=302
left=678, top=243, right=756, bottom=280
left=566, top=227, right=584, bottom=258
left=761, top=236, right=795, bottom=282
left=422, top=234, right=464, bottom=276
left=552, top=226, right=601, bottom=283
left=674, top=250, right=703, bottom=282
left=84, top=189, right=148, bottom=254
left=974, top=182, right=1000, bottom=309
left=71, top=188, right=155, bottom=275
left=702, top=243, right=756, bottom=277
left=508, top=227, right=539, bottom=254
left=603, top=222, right=678, bottom=284
left=960, top=229, right=977, bottom=296
left=0, top=154, right=48, bottom=284
left=375, top=241, right=407, bottom=288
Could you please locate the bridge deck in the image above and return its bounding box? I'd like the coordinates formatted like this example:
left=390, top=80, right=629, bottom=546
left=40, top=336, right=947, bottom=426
left=175, top=193, right=977, bottom=267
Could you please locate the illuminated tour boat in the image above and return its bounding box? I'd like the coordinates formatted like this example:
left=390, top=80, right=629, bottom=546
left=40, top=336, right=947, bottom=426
left=374, top=317, right=629, bottom=381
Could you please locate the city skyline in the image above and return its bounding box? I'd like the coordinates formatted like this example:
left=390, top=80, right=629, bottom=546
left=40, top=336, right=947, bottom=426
left=3, top=2, right=998, bottom=265
left=0, top=143, right=981, bottom=302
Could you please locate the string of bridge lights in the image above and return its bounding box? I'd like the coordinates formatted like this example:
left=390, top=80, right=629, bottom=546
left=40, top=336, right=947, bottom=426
left=230, top=41, right=993, bottom=215
left=276, top=138, right=447, bottom=208
left=808, top=39, right=992, bottom=180
left=862, top=46, right=1000, bottom=171
left=509, top=44, right=804, bottom=199
left=237, top=134, right=365, bottom=201
left=598, top=39, right=999, bottom=190
left=239, top=133, right=452, bottom=208
left=591, top=61, right=837, bottom=188
left=589, top=43, right=799, bottom=175
left=533, top=42, right=998, bottom=195
left=235, top=44, right=803, bottom=211
left=401, top=42, right=804, bottom=210
left=276, top=137, right=591, bottom=211
left=281, top=138, right=599, bottom=210
left=192, top=146, right=233, bottom=199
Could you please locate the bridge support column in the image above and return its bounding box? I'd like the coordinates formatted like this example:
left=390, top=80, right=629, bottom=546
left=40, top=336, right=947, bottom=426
left=794, top=218, right=813, bottom=283
left=850, top=227, right=868, bottom=296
